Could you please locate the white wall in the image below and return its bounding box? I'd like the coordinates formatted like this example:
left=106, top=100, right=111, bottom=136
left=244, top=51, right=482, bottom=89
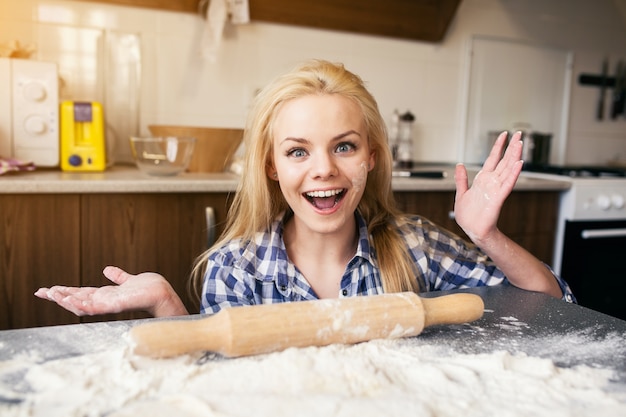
left=1, top=0, right=625, bottom=165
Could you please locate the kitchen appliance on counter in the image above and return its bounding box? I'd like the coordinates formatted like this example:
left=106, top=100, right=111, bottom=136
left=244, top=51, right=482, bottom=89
left=522, top=164, right=626, bottom=320
left=60, top=101, right=106, bottom=172
left=488, top=128, right=552, bottom=166
left=522, top=132, right=551, bottom=166
left=0, top=57, right=59, bottom=166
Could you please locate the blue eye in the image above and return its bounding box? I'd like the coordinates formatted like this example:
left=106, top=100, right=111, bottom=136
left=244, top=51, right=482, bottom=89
left=287, top=148, right=307, bottom=158
left=336, top=142, right=356, bottom=153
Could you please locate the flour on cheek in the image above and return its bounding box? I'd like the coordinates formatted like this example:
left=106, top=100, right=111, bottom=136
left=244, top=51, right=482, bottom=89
left=350, top=161, right=368, bottom=193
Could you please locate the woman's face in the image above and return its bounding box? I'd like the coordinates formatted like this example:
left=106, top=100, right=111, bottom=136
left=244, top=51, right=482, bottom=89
left=268, top=94, right=375, bottom=236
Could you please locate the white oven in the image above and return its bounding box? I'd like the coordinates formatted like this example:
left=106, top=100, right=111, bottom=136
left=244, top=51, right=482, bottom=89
left=0, top=58, right=59, bottom=166
left=523, top=166, right=626, bottom=320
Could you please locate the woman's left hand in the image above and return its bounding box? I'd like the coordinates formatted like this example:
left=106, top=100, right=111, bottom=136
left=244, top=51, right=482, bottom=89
left=454, top=131, right=524, bottom=244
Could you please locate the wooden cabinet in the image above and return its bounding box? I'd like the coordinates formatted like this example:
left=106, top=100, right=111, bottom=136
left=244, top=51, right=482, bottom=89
left=0, top=195, right=81, bottom=329
left=1, top=189, right=559, bottom=330
left=394, top=191, right=560, bottom=264
left=0, top=192, right=233, bottom=330
left=74, top=0, right=197, bottom=13
left=246, top=0, right=461, bottom=42
left=73, top=0, right=461, bottom=42
left=79, top=193, right=233, bottom=322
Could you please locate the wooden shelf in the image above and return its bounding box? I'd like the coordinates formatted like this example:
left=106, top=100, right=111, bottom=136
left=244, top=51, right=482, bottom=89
left=71, top=0, right=461, bottom=42
left=248, top=0, right=461, bottom=42
left=73, top=0, right=199, bottom=13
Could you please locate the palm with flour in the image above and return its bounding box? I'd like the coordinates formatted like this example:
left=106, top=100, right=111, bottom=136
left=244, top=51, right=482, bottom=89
left=35, top=266, right=188, bottom=317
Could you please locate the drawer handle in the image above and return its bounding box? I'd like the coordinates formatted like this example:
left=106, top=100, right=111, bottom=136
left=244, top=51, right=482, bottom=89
left=206, top=206, right=216, bottom=247
left=581, top=228, right=626, bottom=239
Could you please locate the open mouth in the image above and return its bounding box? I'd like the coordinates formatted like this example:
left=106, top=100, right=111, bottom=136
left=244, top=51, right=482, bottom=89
left=304, top=188, right=346, bottom=210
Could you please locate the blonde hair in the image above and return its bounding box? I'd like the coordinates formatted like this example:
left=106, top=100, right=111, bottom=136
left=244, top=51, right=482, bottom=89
left=190, top=59, right=422, bottom=303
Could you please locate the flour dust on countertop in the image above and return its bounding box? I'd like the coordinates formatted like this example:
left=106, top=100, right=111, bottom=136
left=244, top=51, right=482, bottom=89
left=1, top=312, right=625, bottom=417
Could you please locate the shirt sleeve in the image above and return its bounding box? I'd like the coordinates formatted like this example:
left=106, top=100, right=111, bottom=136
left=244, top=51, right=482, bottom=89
left=542, top=264, right=577, bottom=303
left=401, top=216, right=576, bottom=303
left=200, top=249, right=256, bottom=314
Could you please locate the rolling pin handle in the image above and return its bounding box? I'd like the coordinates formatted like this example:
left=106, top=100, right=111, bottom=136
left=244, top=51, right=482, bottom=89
left=422, top=293, right=485, bottom=328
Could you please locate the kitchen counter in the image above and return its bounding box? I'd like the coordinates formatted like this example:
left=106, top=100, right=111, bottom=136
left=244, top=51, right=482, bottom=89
left=0, top=285, right=624, bottom=415
left=0, top=165, right=240, bottom=193
left=0, top=164, right=571, bottom=193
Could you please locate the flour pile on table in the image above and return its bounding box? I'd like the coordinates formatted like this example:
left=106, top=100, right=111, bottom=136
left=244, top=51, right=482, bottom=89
left=1, top=334, right=625, bottom=417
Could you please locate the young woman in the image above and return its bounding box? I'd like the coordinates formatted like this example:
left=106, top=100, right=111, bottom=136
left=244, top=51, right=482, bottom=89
left=35, top=60, right=575, bottom=318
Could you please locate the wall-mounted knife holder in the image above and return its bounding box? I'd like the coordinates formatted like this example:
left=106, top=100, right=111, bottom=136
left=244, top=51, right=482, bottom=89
left=578, top=58, right=624, bottom=120
left=578, top=74, right=617, bottom=88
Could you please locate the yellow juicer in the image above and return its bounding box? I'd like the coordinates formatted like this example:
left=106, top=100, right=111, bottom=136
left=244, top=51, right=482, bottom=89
left=60, top=101, right=106, bottom=171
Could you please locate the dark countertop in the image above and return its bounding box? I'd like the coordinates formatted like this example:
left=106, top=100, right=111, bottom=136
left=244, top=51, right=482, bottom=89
left=1, top=285, right=624, bottom=410
left=421, top=286, right=626, bottom=378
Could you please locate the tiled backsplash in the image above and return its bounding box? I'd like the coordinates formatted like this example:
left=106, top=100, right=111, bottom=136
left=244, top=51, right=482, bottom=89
left=1, top=0, right=625, bottom=165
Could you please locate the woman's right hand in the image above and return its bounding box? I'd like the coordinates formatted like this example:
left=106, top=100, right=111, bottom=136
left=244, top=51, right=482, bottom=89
left=34, top=266, right=189, bottom=318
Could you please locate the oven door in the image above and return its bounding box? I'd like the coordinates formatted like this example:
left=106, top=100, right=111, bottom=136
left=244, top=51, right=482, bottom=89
left=560, top=220, right=626, bottom=320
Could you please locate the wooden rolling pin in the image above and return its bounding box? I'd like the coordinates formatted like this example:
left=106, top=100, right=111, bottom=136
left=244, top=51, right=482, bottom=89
left=129, top=292, right=484, bottom=358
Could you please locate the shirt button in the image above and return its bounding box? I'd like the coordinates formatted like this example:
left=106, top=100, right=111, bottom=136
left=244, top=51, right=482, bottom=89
left=342, top=289, right=348, bottom=296
left=280, top=285, right=287, bottom=291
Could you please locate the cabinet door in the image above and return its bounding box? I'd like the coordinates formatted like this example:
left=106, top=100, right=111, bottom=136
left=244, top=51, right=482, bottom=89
left=0, top=194, right=81, bottom=329
left=73, top=0, right=460, bottom=42
left=463, top=37, right=572, bottom=164
left=394, top=191, right=459, bottom=232
left=393, top=191, right=559, bottom=264
left=497, top=191, right=559, bottom=264
left=79, top=193, right=232, bottom=322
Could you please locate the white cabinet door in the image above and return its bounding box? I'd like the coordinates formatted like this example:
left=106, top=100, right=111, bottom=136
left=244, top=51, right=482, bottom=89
left=462, top=36, right=572, bottom=165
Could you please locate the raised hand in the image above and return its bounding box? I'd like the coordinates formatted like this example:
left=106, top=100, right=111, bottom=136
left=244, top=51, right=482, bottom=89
left=34, top=266, right=189, bottom=318
left=453, top=131, right=524, bottom=244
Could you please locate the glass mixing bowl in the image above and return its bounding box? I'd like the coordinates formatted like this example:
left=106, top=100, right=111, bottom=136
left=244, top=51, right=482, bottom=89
left=129, top=136, right=196, bottom=176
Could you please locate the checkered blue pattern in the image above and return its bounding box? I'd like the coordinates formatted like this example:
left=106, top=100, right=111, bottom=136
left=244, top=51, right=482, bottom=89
left=200, top=212, right=575, bottom=313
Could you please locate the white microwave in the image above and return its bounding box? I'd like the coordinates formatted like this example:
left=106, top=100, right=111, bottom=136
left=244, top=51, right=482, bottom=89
left=0, top=58, right=59, bottom=167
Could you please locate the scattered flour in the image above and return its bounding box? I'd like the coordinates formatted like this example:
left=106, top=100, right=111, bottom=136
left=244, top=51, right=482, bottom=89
left=495, top=316, right=530, bottom=332
left=1, top=336, right=624, bottom=417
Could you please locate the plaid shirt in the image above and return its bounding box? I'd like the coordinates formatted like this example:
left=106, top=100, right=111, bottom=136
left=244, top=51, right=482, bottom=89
left=200, top=212, right=575, bottom=313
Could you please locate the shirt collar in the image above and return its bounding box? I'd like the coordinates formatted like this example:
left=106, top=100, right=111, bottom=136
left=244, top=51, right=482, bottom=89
left=241, top=211, right=376, bottom=284
left=353, top=211, right=376, bottom=266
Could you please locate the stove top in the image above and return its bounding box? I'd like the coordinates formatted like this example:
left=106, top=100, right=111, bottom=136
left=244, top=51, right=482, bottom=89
left=522, top=164, right=626, bottom=178
left=520, top=164, right=626, bottom=221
